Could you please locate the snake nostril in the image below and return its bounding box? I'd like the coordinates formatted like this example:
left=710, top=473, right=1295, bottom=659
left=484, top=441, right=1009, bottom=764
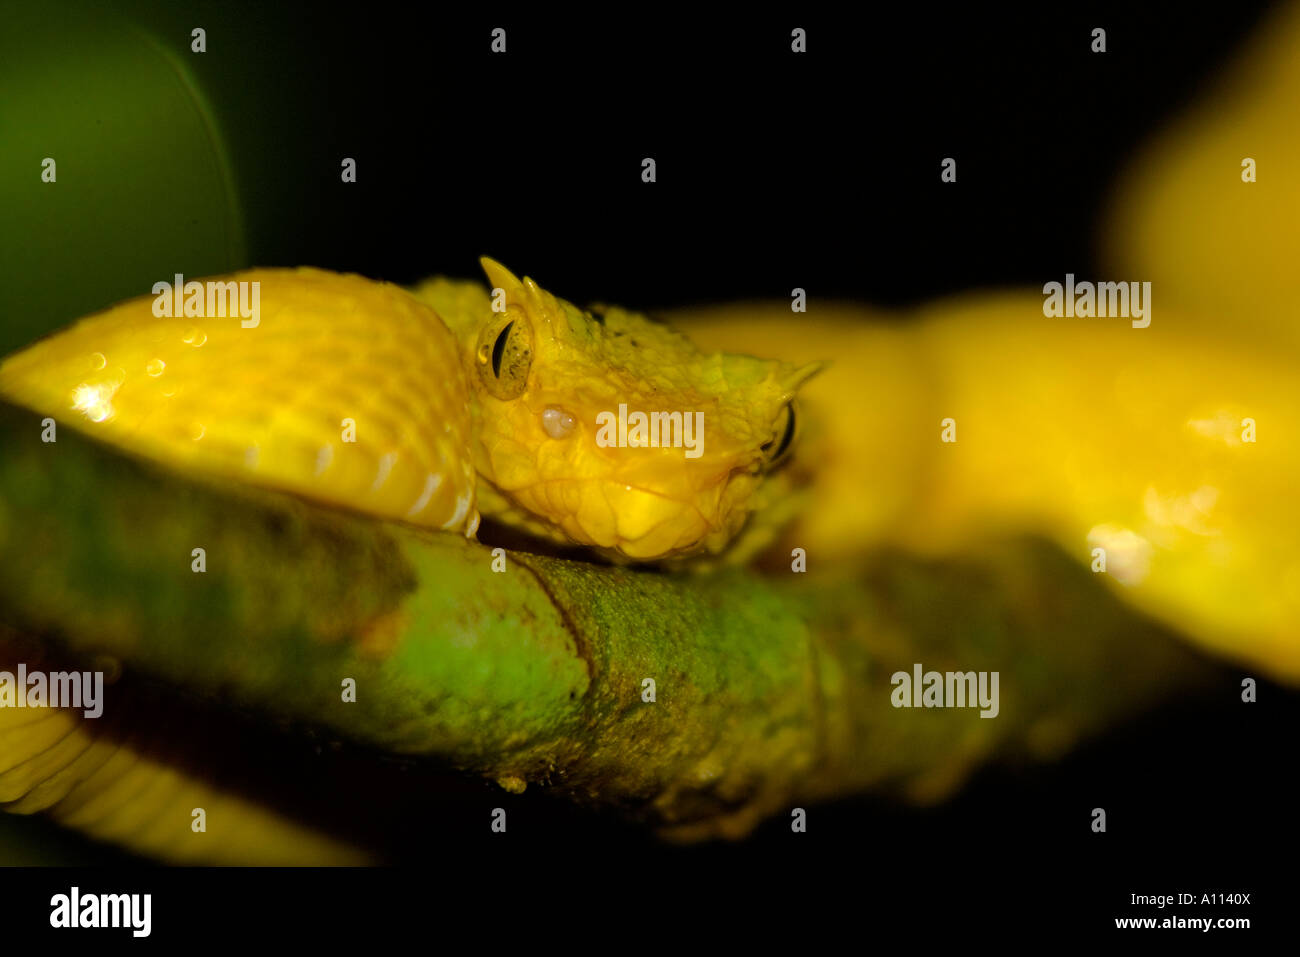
left=542, top=406, right=577, bottom=439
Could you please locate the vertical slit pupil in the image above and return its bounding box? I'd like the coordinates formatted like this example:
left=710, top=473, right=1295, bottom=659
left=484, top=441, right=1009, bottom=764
left=492, top=321, right=514, bottom=378
left=775, top=406, right=796, bottom=458
left=763, top=405, right=796, bottom=461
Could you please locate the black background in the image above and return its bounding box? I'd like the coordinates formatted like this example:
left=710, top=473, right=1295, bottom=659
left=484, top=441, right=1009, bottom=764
left=54, top=0, right=1279, bottom=307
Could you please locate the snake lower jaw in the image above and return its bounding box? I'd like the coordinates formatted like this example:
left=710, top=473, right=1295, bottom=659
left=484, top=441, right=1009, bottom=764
left=476, top=471, right=752, bottom=562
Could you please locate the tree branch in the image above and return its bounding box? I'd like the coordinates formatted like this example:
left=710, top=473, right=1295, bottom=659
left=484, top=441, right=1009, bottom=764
left=0, top=400, right=1212, bottom=850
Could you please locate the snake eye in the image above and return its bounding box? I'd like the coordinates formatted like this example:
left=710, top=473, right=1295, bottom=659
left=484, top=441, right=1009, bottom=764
left=491, top=322, right=513, bottom=377
left=476, top=310, right=533, bottom=400
left=760, top=402, right=797, bottom=467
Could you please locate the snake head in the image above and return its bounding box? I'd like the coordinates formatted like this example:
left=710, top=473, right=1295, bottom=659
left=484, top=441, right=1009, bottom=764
left=447, top=258, right=823, bottom=560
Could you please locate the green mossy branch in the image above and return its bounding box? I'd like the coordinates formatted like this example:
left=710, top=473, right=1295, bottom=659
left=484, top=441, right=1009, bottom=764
left=0, top=401, right=1211, bottom=842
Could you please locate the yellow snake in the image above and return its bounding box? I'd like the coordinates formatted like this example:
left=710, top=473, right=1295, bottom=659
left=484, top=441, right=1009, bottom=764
left=0, top=259, right=819, bottom=564
left=4, top=253, right=1298, bottom=686
left=3, top=1, right=1300, bottom=865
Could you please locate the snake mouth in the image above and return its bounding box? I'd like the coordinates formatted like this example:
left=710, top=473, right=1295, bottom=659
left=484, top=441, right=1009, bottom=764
left=499, top=473, right=736, bottom=559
